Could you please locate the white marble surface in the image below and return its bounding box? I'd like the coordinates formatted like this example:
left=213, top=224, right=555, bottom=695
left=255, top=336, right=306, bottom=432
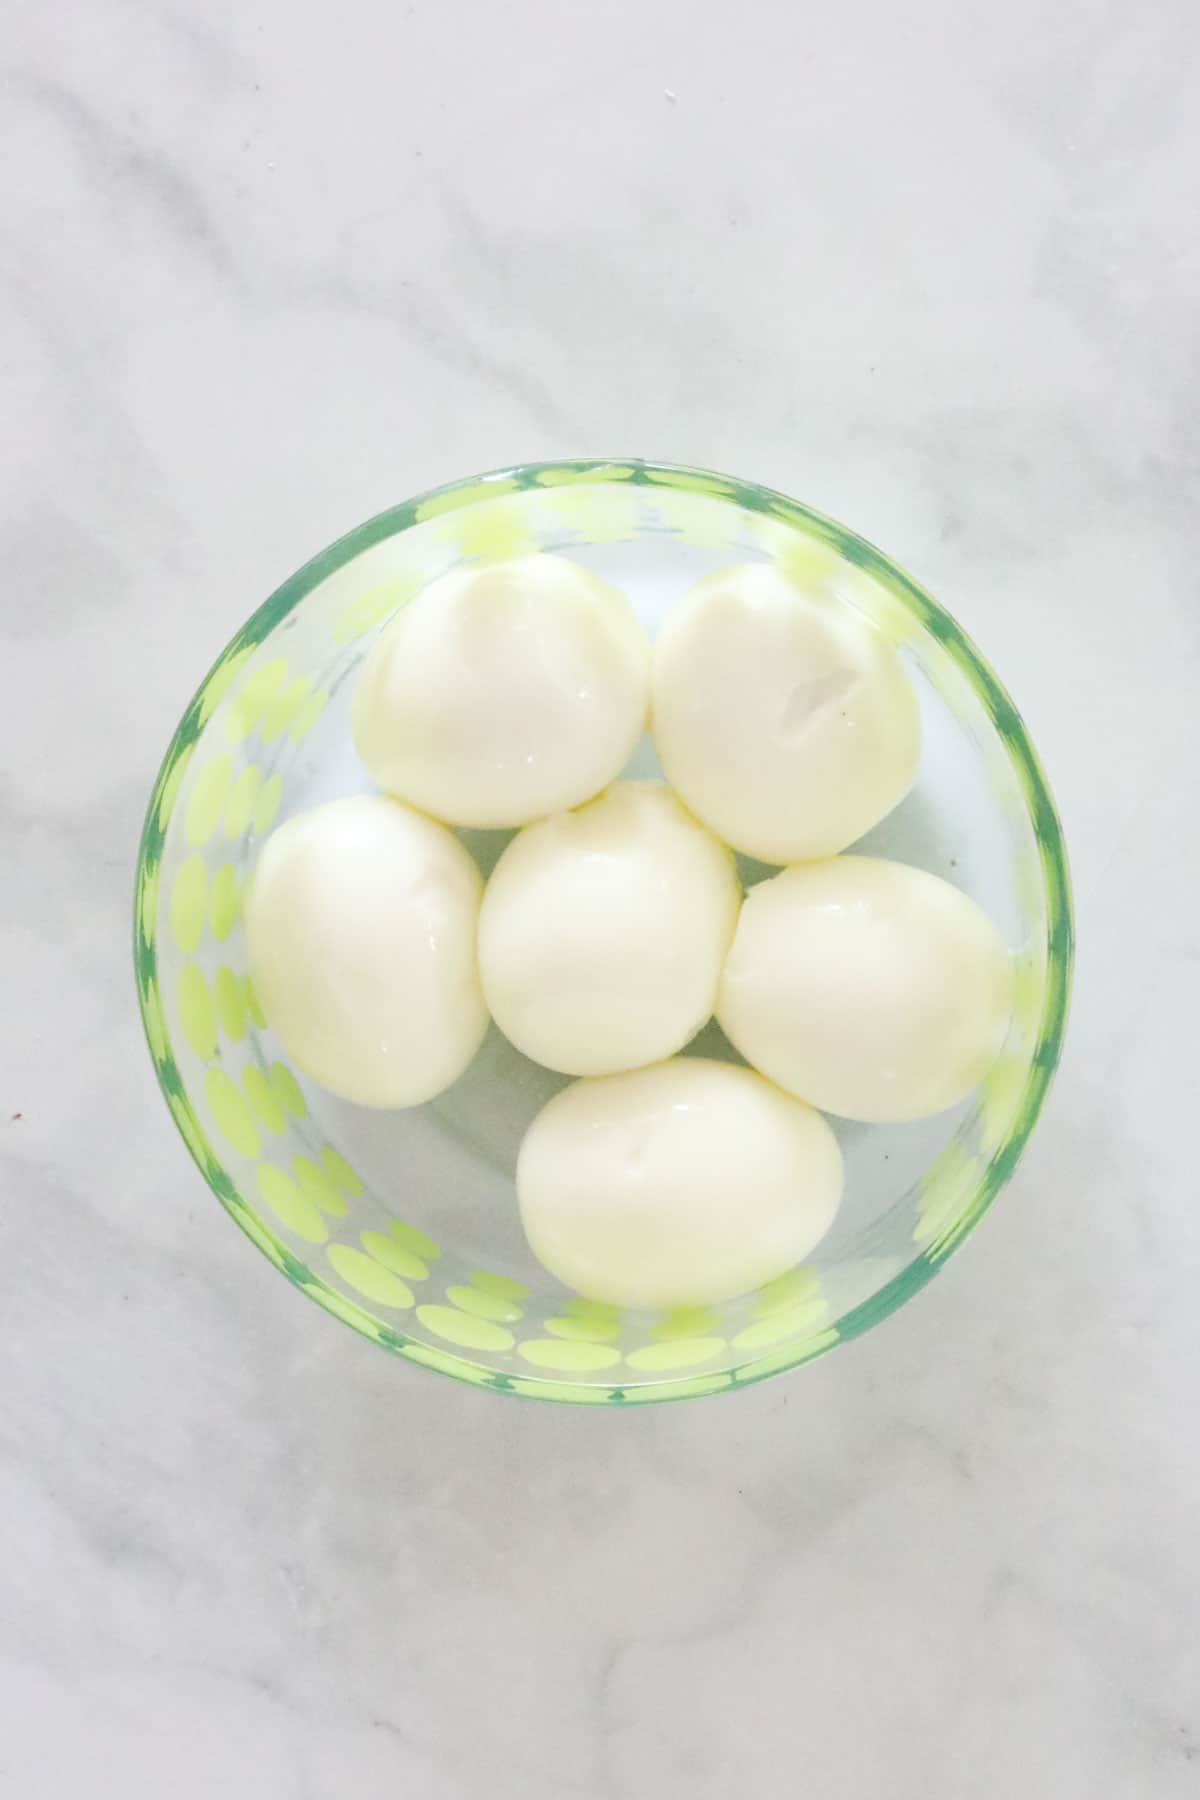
left=3, top=1, right=1198, bottom=1793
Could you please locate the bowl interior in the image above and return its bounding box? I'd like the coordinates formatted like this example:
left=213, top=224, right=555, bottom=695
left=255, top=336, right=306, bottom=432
left=134, top=461, right=1072, bottom=1402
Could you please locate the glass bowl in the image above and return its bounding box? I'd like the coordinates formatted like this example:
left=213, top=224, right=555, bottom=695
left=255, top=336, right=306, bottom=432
left=133, top=460, right=1073, bottom=1404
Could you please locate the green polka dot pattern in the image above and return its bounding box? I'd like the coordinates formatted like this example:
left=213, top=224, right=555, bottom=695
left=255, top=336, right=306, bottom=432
left=260, top=676, right=312, bottom=744
left=384, top=1216, right=436, bottom=1258
left=446, top=1285, right=524, bottom=1324
left=752, top=1268, right=823, bottom=1316
left=518, top=1339, right=621, bottom=1372
left=197, top=646, right=253, bottom=722
left=625, top=1338, right=726, bottom=1373
left=650, top=1307, right=721, bottom=1341
left=177, top=965, right=216, bottom=1061
left=328, top=1244, right=413, bottom=1310
left=244, top=1066, right=286, bottom=1134
left=185, top=753, right=234, bottom=846
left=224, top=659, right=289, bottom=743
left=294, top=1155, right=347, bottom=1219
left=332, top=573, right=422, bottom=644
left=257, top=1164, right=327, bottom=1243
left=252, top=775, right=282, bottom=835
left=545, top=1313, right=621, bottom=1343
left=732, top=1311, right=821, bottom=1351
left=268, top=1062, right=306, bottom=1119
left=135, top=459, right=1072, bottom=1404
left=169, top=856, right=208, bottom=954
left=208, top=865, right=241, bottom=941
left=467, top=1270, right=528, bottom=1301
left=243, top=975, right=267, bottom=1028
left=416, top=1305, right=514, bottom=1353
left=205, top=1068, right=261, bottom=1159
left=360, top=1230, right=426, bottom=1279
left=223, top=766, right=262, bottom=838
left=561, top=1299, right=622, bottom=1334
left=289, top=689, right=328, bottom=742
left=214, top=966, right=247, bottom=1041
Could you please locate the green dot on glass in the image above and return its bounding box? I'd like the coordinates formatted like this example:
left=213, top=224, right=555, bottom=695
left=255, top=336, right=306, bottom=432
left=244, top=1065, right=287, bottom=1133
left=447, top=1284, right=524, bottom=1324
left=205, top=1067, right=261, bottom=1159
left=328, top=1243, right=413, bottom=1310
left=177, top=965, right=217, bottom=1061
left=185, top=753, right=234, bottom=846
left=268, top=1061, right=306, bottom=1119
left=169, top=855, right=208, bottom=954
left=214, top=966, right=247, bottom=1041
left=319, top=1146, right=364, bottom=1198
left=256, top=1163, right=327, bottom=1243
left=223, top=765, right=263, bottom=838
left=209, top=865, right=241, bottom=941
left=292, top=1155, right=347, bottom=1218
left=416, top=1304, right=513, bottom=1353
left=360, top=1229, right=426, bottom=1279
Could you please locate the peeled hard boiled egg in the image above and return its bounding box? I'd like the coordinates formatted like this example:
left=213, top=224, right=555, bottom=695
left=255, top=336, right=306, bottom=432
left=517, top=1057, right=843, bottom=1308
left=245, top=794, right=487, bottom=1108
left=352, top=554, right=650, bottom=828
left=478, top=781, right=740, bottom=1076
left=718, top=856, right=1014, bottom=1122
left=651, top=562, right=921, bottom=862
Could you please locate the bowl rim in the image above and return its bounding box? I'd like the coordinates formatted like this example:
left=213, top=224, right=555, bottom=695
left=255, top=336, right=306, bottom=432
left=133, top=457, right=1074, bottom=1404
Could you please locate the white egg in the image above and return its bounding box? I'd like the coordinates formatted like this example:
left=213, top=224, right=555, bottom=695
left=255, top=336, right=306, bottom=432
left=245, top=794, right=487, bottom=1108
left=478, top=781, right=740, bottom=1077
left=517, top=1057, right=843, bottom=1308
left=478, top=784, right=741, bottom=1072
left=718, top=856, right=1014, bottom=1122
left=651, top=562, right=921, bottom=862
left=353, top=554, right=650, bottom=828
